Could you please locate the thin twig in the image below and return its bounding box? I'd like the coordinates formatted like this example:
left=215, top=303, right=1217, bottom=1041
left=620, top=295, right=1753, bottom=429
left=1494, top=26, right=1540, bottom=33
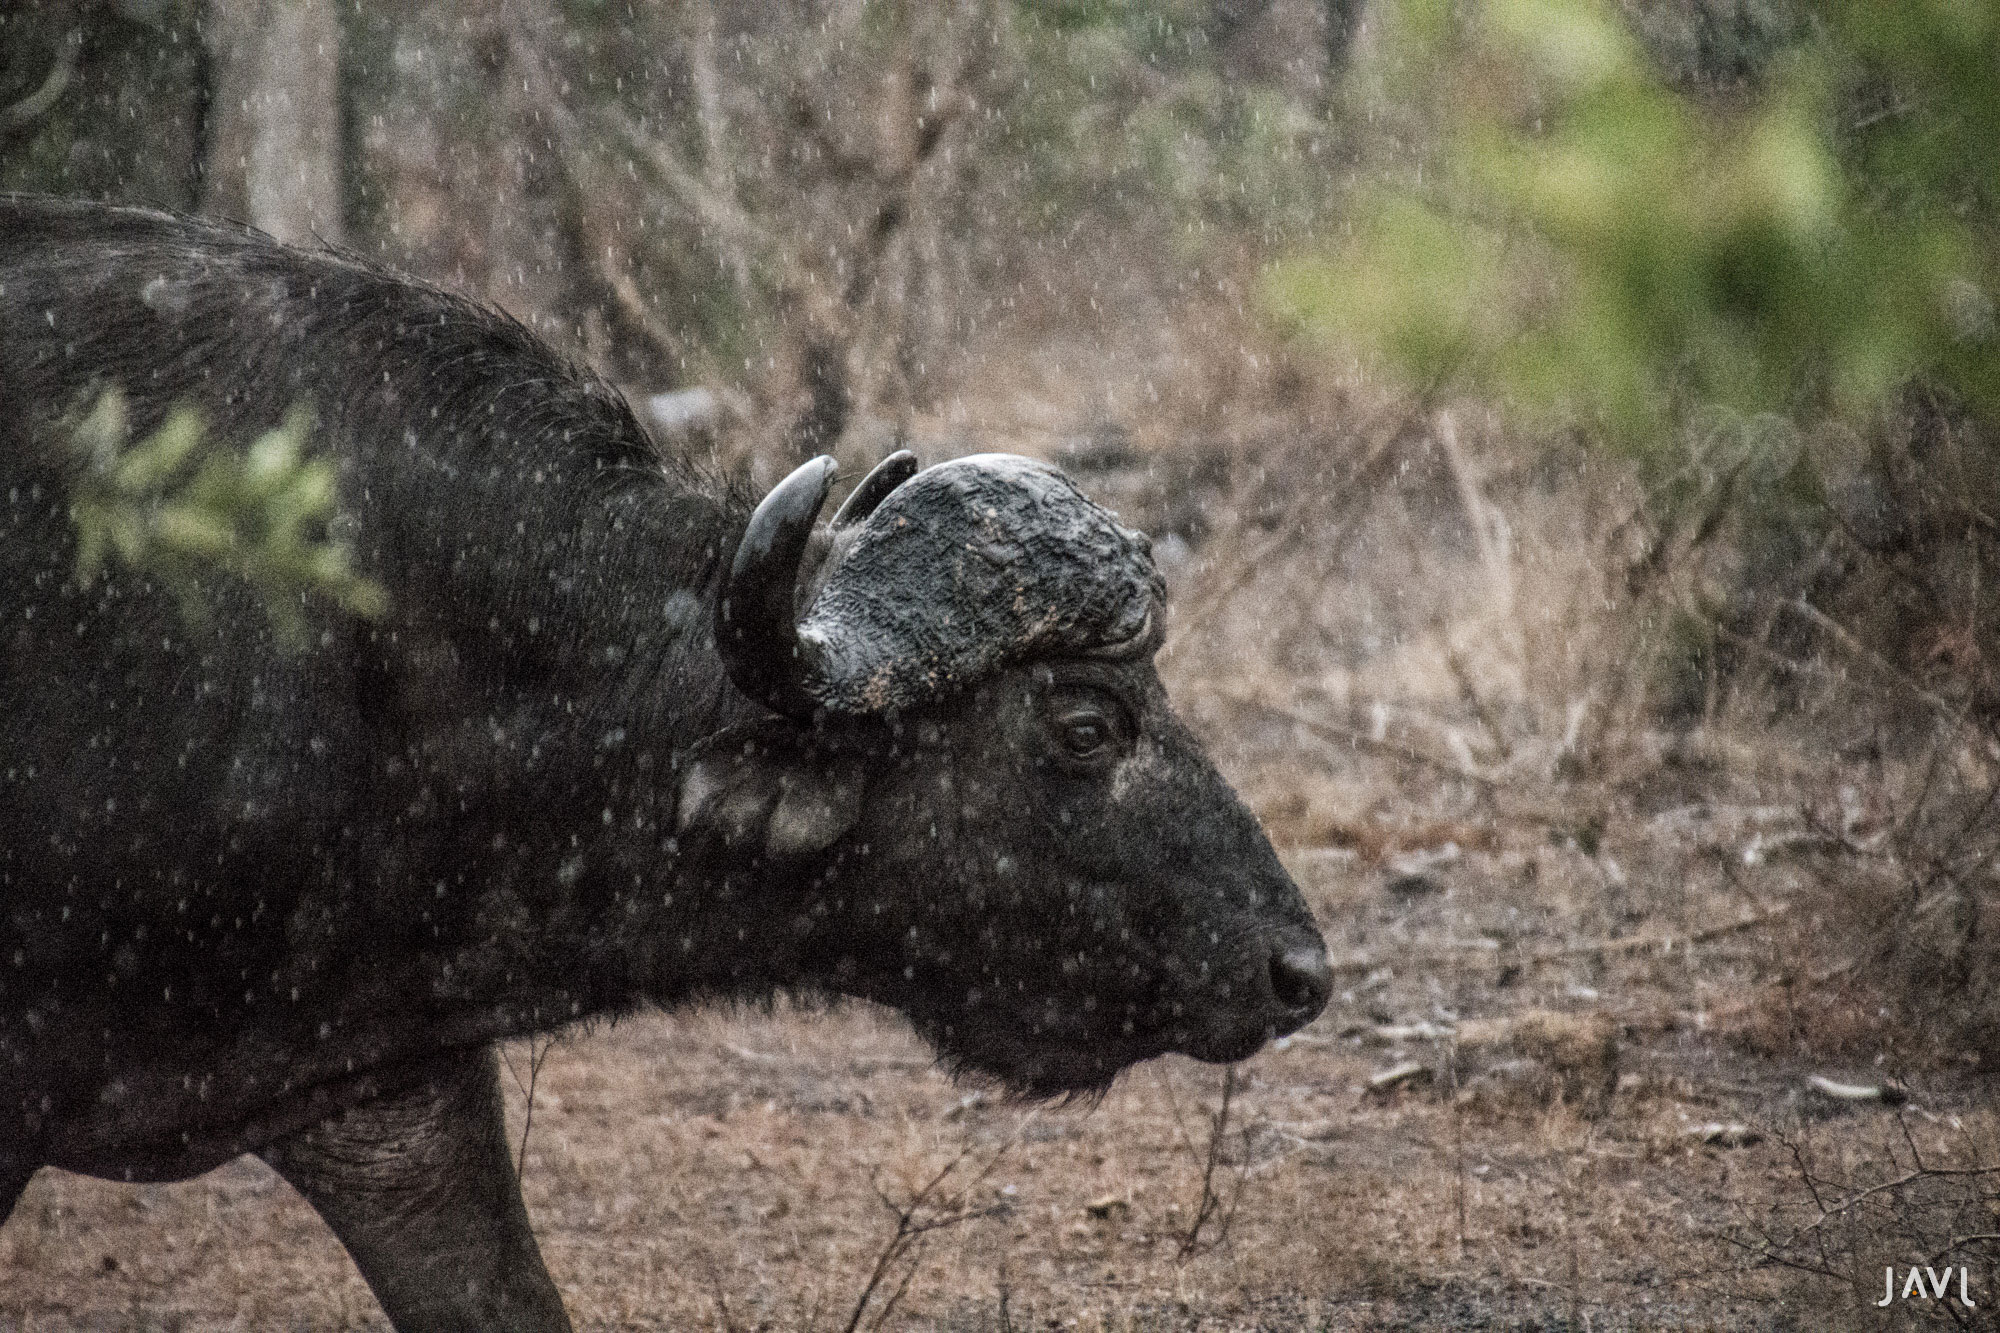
left=1898, top=1108, right=1931, bottom=1177
left=1848, top=97, right=1914, bottom=133
left=1177, top=1067, right=1239, bottom=1260
left=1435, top=410, right=1514, bottom=620
left=705, top=1254, right=744, bottom=1333
left=1220, top=688, right=1500, bottom=790
left=1926, top=1233, right=2000, bottom=1267
left=1536, top=906, right=1792, bottom=959
left=502, top=1037, right=554, bottom=1182
left=1444, top=639, right=1512, bottom=762
left=866, top=1253, right=925, bottom=1333
left=1765, top=1165, right=2000, bottom=1253
left=1323, top=904, right=1792, bottom=977
left=1782, top=597, right=1958, bottom=720
left=1448, top=1038, right=1467, bottom=1261
left=688, top=8, right=755, bottom=303
left=841, top=1141, right=1015, bottom=1333
left=1559, top=1147, right=1585, bottom=1333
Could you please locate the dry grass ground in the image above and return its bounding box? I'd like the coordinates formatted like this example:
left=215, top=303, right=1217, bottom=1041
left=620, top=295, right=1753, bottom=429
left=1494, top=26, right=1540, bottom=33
left=7, top=245, right=1998, bottom=1330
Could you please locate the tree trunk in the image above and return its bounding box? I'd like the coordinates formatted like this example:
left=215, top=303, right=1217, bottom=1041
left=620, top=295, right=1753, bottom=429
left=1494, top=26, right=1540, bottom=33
left=203, top=0, right=344, bottom=244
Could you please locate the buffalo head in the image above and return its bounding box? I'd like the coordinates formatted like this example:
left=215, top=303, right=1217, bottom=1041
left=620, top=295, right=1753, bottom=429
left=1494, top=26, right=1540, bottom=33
left=683, top=451, right=1330, bottom=1095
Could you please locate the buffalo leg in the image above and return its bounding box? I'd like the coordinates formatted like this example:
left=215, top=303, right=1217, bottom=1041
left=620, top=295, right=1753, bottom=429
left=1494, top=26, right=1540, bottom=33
left=258, top=1046, right=570, bottom=1333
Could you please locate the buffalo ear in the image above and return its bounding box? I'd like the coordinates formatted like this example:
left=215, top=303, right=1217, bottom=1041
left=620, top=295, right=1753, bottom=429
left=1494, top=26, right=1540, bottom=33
left=677, top=722, right=865, bottom=859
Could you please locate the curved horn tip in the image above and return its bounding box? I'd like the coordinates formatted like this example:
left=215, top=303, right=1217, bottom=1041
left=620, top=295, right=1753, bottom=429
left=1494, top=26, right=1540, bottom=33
left=728, top=455, right=838, bottom=592
left=716, top=455, right=839, bottom=719
left=829, top=449, right=919, bottom=531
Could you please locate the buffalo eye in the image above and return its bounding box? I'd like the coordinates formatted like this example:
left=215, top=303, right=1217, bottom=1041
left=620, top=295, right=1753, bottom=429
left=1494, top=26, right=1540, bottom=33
left=1041, top=685, right=1130, bottom=766
left=1061, top=712, right=1110, bottom=758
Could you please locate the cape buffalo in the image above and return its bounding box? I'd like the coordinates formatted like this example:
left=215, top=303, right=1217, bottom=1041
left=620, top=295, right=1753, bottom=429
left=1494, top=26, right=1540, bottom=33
left=0, top=197, right=1329, bottom=1331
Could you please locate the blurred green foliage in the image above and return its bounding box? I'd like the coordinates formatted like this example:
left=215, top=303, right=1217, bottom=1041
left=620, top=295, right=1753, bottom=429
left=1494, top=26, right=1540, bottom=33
left=1267, top=0, right=2000, bottom=462
left=67, top=389, right=388, bottom=648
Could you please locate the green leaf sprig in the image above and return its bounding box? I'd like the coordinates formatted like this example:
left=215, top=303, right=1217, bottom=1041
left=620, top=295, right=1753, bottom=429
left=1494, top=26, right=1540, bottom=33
left=67, top=387, right=389, bottom=648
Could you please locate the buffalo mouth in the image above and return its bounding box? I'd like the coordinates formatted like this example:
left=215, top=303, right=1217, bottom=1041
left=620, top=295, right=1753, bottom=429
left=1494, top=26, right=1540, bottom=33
left=825, top=897, right=1330, bottom=1097
left=906, top=982, right=1307, bottom=1099
left=917, top=1010, right=1298, bottom=1099
left=917, top=1018, right=1167, bottom=1099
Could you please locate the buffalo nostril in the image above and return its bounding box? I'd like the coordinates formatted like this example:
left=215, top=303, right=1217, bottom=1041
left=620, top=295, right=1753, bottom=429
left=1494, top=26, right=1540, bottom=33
left=1269, top=943, right=1332, bottom=1019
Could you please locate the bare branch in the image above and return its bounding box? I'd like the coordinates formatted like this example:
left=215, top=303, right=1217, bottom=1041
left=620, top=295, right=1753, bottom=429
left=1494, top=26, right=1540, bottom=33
left=1927, top=1233, right=2000, bottom=1267
left=502, top=8, right=785, bottom=306
left=1219, top=687, right=1501, bottom=790
left=1177, top=1066, right=1248, bottom=1259
left=841, top=1139, right=1016, bottom=1333
left=1765, top=1165, right=2000, bottom=1254
left=688, top=12, right=755, bottom=303
left=1782, top=596, right=1958, bottom=721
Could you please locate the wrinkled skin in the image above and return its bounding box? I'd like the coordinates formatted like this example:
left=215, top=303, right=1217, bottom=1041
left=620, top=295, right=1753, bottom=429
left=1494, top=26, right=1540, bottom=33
left=804, top=659, right=1325, bottom=1095
left=672, top=657, right=1328, bottom=1100
left=0, top=195, right=1327, bottom=1333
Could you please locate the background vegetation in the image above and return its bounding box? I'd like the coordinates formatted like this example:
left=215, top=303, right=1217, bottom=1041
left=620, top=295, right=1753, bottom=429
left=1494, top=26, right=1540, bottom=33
left=5, top=1, right=1999, bottom=1327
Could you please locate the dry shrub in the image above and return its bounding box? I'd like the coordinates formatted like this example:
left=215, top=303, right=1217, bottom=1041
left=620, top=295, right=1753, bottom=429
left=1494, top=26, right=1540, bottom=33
left=1723, top=1104, right=2000, bottom=1322
left=1809, top=775, right=2000, bottom=1069
left=1246, top=769, right=1500, bottom=860
left=1456, top=1010, right=1623, bottom=1120
left=1245, top=770, right=1382, bottom=850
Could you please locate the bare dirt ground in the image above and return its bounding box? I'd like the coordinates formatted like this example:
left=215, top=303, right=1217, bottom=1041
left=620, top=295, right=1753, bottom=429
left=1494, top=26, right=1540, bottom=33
left=6, top=258, right=1997, bottom=1331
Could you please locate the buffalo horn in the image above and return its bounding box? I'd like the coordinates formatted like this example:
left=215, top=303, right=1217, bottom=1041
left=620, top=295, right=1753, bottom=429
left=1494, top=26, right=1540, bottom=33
left=793, top=454, right=1163, bottom=714
left=715, top=455, right=837, bottom=720
left=718, top=451, right=1163, bottom=720
left=829, top=450, right=918, bottom=530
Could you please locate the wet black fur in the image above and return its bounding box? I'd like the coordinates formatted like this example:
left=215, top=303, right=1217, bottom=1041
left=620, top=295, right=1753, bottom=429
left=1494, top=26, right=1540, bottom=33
left=0, top=198, right=1324, bottom=1332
